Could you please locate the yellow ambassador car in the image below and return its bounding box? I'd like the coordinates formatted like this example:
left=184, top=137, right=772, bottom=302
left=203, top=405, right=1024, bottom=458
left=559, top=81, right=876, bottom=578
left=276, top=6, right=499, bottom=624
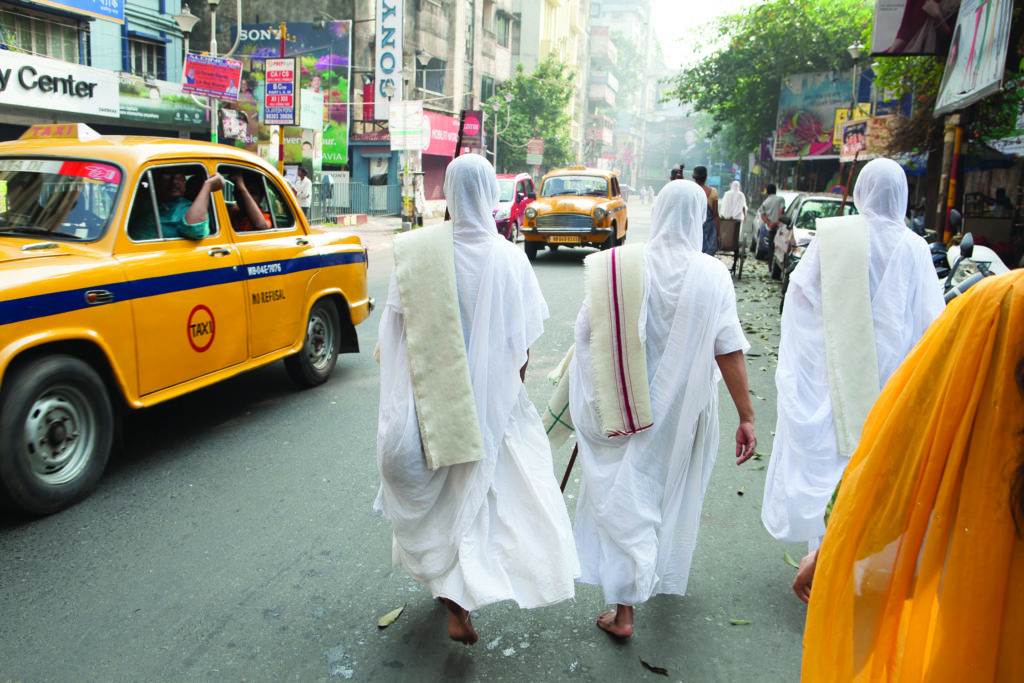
left=0, top=124, right=372, bottom=514
left=521, top=166, right=628, bottom=261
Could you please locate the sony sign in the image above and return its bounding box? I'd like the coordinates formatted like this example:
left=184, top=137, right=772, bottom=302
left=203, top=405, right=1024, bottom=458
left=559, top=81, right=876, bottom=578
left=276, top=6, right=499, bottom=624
left=375, top=0, right=403, bottom=120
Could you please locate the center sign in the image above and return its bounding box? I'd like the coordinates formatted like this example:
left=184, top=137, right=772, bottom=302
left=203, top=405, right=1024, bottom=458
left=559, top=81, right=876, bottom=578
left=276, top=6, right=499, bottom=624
left=263, top=58, right=296, bottom=126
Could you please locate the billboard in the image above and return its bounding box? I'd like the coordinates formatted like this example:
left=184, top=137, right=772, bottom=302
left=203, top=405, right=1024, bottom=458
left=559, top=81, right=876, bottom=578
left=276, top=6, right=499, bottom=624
left=119, top=74, right=207, bottom=127
left=0, top=51, right=119, bottom=118
left=263, top=58, right=297, bottom=125
left=934, top=0, right=1014, bottom=115
left=389, top=100, right=424, bottom=151
left=182, top=55, right=243, bottom=100
left=773, top=71, right=854, bottom=160
left=871, top=0, right=960, bottom=56
left=30, top=0, right=123, bottom=23
left=232, top=21, right=352, bottom=165
left=375, top=0, right=403, bottom=119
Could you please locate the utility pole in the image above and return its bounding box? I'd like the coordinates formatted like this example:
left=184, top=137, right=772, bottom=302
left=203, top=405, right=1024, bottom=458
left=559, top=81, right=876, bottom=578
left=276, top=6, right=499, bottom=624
left=208, top=0, right=221, bottom=143
left=936, top=113, right=962, bottom=242
left=278, top=21, right=287, bottom=175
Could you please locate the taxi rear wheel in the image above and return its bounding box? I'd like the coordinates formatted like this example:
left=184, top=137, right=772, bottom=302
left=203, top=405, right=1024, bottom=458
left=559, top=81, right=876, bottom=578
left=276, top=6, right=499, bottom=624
left=285, top=300, right=340, bottom=388
left=0, top=355, right=113, bottom=515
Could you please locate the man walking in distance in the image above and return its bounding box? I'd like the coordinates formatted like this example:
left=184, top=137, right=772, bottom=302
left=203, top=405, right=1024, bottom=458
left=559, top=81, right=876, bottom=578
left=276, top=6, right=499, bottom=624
left=692, top=165, right=719, bottom=254
left=758, top=184, right=787, bottom=270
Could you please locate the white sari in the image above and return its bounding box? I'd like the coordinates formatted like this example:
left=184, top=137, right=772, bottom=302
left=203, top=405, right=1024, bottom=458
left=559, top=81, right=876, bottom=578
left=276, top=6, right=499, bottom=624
left=374, top=154, right=579, bottom=610
left=571, top=180, right=749, bottom=605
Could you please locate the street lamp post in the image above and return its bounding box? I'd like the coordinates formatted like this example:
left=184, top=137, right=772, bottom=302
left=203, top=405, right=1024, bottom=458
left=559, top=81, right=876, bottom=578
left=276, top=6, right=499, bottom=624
left=207, top=0, right=222, bottom=144
left=847, top=41, right=864, bottom=116
left=491, top=91, right=513, bottom=171
left=172, top=4, right=199, bottom=58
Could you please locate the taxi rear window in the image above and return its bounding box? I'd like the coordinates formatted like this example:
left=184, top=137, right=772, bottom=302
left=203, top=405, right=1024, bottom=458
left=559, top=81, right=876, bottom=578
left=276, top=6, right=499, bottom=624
left=0, top=158, right=121, bottom=242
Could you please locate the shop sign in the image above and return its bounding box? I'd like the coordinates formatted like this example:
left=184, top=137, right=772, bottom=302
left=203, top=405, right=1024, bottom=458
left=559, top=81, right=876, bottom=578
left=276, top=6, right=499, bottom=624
left=421, top=110, right=459, bottom=157
left=870, top=0, right=959, bottom=56
left=299, top=89, right=324, bottom=130
left=0, top=52, right=119, bottom=118
left=375, top=0, right=403, bottom=119
left=774, top=70, right=853, bottom=160
left=264, top=58, right=297, bottom=125
left=832, top=105, right=872, bottom=146
left=32, top=0, right=123, bottom=24
left=839, top=120, right=868, bottom=163
left=182, top=54, right=243, bottom=100
left=389, top=100, right=423, bottom=151
left=460, top=109, right=483, bottom=148
left=119, top=74, right=206, bottom=127
left=935, top=0, right=1015, bottom=115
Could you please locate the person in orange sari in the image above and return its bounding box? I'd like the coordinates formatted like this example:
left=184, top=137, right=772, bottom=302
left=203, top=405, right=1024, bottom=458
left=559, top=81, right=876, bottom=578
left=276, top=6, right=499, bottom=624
left=797, top=269, right=1024, bottom=681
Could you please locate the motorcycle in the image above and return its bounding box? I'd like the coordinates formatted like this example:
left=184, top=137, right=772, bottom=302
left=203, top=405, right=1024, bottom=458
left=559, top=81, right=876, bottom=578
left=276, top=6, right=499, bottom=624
left=938, top=232, right=1010, bottom=303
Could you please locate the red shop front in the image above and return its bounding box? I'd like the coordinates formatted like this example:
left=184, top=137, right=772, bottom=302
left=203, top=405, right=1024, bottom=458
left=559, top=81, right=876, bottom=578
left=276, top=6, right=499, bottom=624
left=421, top=110, right=461, bottom=200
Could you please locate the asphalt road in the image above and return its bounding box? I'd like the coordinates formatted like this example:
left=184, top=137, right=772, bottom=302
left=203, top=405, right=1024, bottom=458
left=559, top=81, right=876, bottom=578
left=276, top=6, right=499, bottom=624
left=0, top=202, right=807, bottom=682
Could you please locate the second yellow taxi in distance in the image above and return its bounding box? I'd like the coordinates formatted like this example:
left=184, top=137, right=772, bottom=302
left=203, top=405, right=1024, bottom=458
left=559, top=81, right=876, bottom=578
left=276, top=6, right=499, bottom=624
left=520, top=166, right=628, bottom=261
left=0, top=123, right=372, bottom=515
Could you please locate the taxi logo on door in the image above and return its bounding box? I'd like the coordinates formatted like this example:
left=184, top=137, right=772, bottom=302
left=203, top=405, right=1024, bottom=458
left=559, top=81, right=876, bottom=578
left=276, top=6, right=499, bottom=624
left=187, top=305, right=216, bottom=353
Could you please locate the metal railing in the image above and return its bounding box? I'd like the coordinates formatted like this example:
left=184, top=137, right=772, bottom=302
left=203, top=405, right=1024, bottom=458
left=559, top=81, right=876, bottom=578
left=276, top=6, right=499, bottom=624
left=307, top=178, right=401, bottom=224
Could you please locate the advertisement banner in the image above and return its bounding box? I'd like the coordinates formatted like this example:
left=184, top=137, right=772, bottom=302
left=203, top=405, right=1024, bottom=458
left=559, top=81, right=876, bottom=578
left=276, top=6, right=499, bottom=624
left=233, top=21, right=352, bottom=165
left=934, top=0, right=1014, bottom=115
left=774, top=71, right=853, bottom=160
left=118, top=74, right=206, bottom=127
left=263, top=58, right=296, bottom=125
left=422, top=110, right=460, bottom=157
left=375, top=0, right=403, bottom=119
left=460, top=110, right=484, bottom=147
left=299, top=89, right=324, bottom=130
left=182, top=54, right=243, bottom=100
left=871, top=0, right=960, bottom=56
left=389, top=100, right=424, bottom=151
left=0, top=51, right=119, bottom=118
left=526, top=137, right=545, bottom=166
left=31, top=0, right=123, bottom=23
left=840, top=120, right=869, bottom=162
left=832, top=104, right=872, bottom=146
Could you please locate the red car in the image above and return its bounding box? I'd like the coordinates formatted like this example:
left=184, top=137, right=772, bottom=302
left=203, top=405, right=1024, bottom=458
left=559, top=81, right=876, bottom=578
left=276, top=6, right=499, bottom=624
left=493, top=173, right=536, bottom=241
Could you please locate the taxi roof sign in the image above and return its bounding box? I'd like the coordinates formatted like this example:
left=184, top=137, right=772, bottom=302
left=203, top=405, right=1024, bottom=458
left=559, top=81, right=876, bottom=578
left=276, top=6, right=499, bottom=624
left=20, top=123, right=101, bottom=142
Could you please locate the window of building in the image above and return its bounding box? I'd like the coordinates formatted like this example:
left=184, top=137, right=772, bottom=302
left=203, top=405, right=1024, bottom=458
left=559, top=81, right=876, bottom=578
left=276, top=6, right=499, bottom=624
left=129, top=37, right=165, bottom=80
left=494, top=11, right=510, bottom=47
left=482, top=0, right=494, bottom=32
left=481, top=75, right=495, bottom=102
left=0, top=8, right=84, bottom=63
left=416, top=57, right=446, bottom=95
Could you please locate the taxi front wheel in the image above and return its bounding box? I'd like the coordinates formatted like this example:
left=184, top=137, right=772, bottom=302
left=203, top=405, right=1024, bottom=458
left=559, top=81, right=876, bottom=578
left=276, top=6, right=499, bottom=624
left=285, top=300, right=341, bottom=388
left=0, top=355, right=114, bottom=515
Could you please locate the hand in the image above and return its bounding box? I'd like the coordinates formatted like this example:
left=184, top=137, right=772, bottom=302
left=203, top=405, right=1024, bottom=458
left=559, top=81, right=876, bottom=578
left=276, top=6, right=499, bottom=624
left=233, top=174, right=249, bottom=195
left=792, top=549, right=819, bottom=604
left=735, top=421, right=757, bottom=464
left=206, top=174, right=225, bottom=193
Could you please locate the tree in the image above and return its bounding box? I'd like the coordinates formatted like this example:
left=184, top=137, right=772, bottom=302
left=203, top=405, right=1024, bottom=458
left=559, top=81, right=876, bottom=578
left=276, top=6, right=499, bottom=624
left=665, top=0, right=872, bottom=156
left=488, top=56, right=575, bottom=173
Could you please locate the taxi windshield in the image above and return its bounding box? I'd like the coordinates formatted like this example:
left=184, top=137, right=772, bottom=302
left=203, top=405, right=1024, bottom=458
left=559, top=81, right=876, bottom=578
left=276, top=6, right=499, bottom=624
left=541, top=175, right=608, bottom=198
left=497, top=180, right=516, bottom=202
left=0, top=158, right=122, bottom=241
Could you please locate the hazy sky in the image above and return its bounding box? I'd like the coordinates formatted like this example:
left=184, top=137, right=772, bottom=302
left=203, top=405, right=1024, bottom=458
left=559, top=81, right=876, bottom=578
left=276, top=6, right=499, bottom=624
left=651, top=0, right=760, bottom=71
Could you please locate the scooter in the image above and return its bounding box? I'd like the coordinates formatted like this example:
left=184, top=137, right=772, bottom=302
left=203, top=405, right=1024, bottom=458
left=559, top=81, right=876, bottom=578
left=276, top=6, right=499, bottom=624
left=940, top=232, right=1010, bottom=303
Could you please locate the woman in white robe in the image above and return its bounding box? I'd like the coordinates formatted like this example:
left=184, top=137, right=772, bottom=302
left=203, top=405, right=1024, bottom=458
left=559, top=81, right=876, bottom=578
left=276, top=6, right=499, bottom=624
left=720, top=180, right=747, bottom=221
left=570, top=180, right=756, bottom=638
left=761, top=158, right=945, bottom=551
left=374, top=154, right=579, bottom=644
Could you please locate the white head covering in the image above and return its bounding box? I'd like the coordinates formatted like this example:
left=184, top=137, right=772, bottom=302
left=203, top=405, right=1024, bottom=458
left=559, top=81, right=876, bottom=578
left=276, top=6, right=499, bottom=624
left=444, top=153, right=500, bottom=246
left=720, top=180, right=747, bottom=220
left=649, top=179, right=705, bottom=254
left=853, top=157, right=908, bottom=233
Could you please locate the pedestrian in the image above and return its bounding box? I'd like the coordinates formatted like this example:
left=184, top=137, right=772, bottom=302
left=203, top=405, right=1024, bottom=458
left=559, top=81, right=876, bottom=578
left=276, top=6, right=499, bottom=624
left=761, top=158, right=945, bottom=553
left=797, top=270, right=1024, bottom=680
left=292, top=167, right=312, bottom=219
left=561, top=179, right=757, bottom=639
left=692, top=166, right=719, bottom=254
left=758, top=184, right=787, bottom=264
left=720, top=180, right=747, bottom=222
left=373, top=154, right=578, bottom=646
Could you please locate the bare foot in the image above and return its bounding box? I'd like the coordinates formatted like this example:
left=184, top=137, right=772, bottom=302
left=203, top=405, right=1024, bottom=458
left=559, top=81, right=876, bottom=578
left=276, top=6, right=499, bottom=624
left=596, top=606, right=634, bottom=639
left=441, top=598, right=479, bottom=645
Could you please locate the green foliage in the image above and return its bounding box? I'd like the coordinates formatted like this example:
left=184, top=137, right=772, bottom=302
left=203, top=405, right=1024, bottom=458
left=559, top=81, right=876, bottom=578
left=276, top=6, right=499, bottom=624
left=488, top=56, right=575, bottom=172
left=666, top=0, right=873, bottom=155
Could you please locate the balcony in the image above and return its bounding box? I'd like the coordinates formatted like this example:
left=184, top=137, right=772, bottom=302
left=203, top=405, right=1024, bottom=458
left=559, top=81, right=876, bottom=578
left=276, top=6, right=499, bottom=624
left=590, top=70, right=619, bottom=92
left=588, top=126, right=614, bottom=146
left=588, top=84, right=616, bottom=108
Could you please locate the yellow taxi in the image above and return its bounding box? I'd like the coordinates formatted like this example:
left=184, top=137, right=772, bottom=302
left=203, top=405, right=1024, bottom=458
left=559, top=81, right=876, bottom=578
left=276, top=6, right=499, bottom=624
left=0, top=123, right=372, bottom=514
left=520, top=166, right=628, bottom=260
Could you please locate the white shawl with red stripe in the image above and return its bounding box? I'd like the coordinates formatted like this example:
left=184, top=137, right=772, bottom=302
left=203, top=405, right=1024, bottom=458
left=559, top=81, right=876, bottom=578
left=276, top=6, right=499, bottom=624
left=584, top=244, right=652, bottom=437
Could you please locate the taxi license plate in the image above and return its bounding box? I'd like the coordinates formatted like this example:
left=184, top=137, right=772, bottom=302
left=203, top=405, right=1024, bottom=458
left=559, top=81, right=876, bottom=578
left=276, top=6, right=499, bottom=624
left=548, top=235, right=581, bottom=245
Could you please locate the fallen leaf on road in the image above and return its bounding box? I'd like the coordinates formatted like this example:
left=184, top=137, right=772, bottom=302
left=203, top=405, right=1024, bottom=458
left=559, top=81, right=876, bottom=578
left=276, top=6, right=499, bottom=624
left=377, top=606, right=406, bottom=629
left=752, top=465, right=766, bottom=471
left=784, top=552, right=800, bottom=569
left=639, top=658, right=669, bottom=676
left=737, top=488, right=745, bottom=496
left=752, top=452, right=765, bottom=461
left=729, top=619, right=752, bottom=626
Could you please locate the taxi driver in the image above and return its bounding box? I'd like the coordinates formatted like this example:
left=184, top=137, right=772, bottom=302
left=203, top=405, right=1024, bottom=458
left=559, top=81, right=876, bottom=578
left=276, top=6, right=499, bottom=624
left=131, top=170, right=223, bottom=240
